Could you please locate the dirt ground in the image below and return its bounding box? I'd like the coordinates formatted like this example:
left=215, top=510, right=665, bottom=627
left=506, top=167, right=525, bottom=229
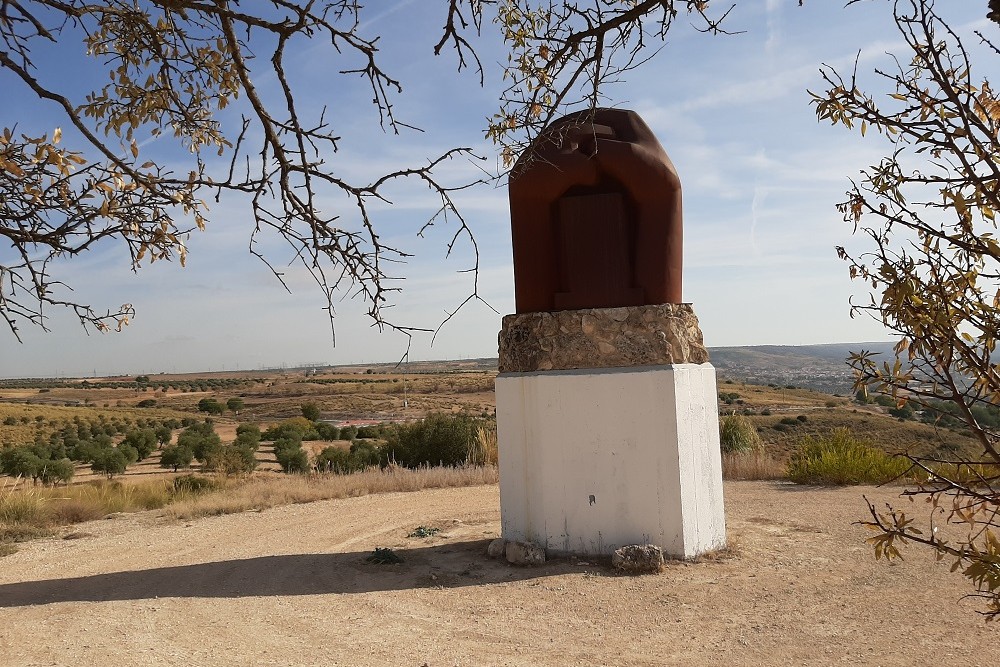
left=0, top=481, right=996, bottom=667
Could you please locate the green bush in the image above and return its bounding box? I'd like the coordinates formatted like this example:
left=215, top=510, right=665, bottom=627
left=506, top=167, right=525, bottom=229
left=719, top=414, right=762, bottom=454
left=382, top=413, right=483, bottom=467
left=276, top=446, right=309, bottom=473
left=315, top=440, right=381, bottom=474
left=787, top=428, right=911, bottom=485
left=206, top=445, right=257, bottom=475
left=263, top=417, right=319, bottom=442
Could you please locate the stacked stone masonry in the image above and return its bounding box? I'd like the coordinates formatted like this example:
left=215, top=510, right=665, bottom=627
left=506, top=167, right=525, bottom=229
left=498, top=303, right=709, bottom=373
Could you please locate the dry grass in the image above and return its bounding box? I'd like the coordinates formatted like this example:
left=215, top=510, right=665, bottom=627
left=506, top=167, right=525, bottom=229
left=722, top=450, right=786, bottom=481
left=0, top=476, right=178, bottom=552
left=468, top=424, right=499, bottom=466
left=165, top=465, right=499, bottom=520
left=0, top=466, right=497, bottom=555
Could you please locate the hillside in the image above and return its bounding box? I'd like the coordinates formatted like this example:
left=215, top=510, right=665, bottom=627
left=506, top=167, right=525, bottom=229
left=707, top=341, right=898, bottom=394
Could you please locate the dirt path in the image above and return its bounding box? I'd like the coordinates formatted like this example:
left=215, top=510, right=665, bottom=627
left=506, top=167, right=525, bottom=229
left=0, top=481, right=996, bottom=666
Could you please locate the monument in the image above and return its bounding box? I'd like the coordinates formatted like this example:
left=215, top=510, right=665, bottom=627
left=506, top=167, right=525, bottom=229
left=495, top=108, right=726, bottom=559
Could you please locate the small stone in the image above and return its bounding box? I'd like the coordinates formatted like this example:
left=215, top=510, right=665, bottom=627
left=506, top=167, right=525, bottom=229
left=612, top=544, right=664, bottom=574
left=487, top=538, right=506, bottom=559
left=505, top=541, right=546, bottom=566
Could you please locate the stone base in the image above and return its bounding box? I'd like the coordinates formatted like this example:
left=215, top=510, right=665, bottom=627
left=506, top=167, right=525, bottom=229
left=496, top=364, right=726, bottom=558
left=498, top=303, right=708, bottom=373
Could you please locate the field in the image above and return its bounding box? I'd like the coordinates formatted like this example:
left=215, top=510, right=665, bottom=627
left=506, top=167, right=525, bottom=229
left=0, top=361, right=997, bottom=664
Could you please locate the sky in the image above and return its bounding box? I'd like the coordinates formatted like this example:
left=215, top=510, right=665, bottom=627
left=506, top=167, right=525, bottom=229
left=0, top=0, right=993, bottom=378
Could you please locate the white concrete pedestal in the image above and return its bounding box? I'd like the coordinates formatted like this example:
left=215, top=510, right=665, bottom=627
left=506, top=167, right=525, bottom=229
left=495, top=363, right=725, bottom=558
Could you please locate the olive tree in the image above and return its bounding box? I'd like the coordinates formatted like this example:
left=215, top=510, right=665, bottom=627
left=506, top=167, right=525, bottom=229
left=812, top=0, right=1000, bottom=617
left=1, top=1, right=729, bottom=341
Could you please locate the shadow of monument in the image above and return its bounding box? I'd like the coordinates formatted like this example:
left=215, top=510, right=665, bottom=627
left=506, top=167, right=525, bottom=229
left=0, top=539, right=589, bottom=608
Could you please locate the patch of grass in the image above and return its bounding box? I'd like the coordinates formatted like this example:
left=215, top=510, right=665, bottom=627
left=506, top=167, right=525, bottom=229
left=722, top=450, right=785, bottom=481
left=0, top=542, right=17, bottom=557
left=787, top=428, right=911, bottom=485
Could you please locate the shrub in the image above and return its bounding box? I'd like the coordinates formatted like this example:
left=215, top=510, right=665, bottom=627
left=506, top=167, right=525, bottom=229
left=301, top=402, right=321, bottom=422
left=382, top=413, right=484, bottom=468
left=197, top=398, right=225, bottom=415
left=136, top=399, right=157, bottom=408
left=206, top=445, right=257, bottom=475
left=276, top=446, right=309, bottom=473
left=263, top=417, right=319, bottom=442
left=787, top=428, right=911, bottom=485
left=314, top=422, right=340, bottom=440
left=796, top=415, right=808, bottom=422
left=719, top=414, right=762, bottom=454
left=779, top=417, right=800, bottom=426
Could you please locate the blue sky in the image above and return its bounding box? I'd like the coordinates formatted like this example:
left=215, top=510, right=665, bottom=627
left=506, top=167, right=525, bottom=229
left=0, top=0, right=992, bottom=378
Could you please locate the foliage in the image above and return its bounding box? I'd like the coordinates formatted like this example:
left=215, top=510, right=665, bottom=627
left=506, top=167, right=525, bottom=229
left=197, top=398, right=225, bottom=415
left=300, top=402, right=321, bottom=422
left=176, top=421, right=221, bottom=462
left=787, top=428, right=911, bottom=486
left=205, top=445, right=257, bottom=476
left=122, top=428, right=157, bottom=460
left=719, top=414, right=763, bottom=454
left=275, top=444, right=310, bottom=474
left=314, top=422, right=340, bottom=441
left=226, top=398, right=244, bottom=414
left=90, top=448, right=128, bottom=478
left=159, top=445, right=194, bottom=472
left=263, top=418, right=318, bottom=442
left=812, top=0, right=1000, bottom=617
left=315, top=440, right=381, bottom=474
left=382, top=413, right=485, bottom=468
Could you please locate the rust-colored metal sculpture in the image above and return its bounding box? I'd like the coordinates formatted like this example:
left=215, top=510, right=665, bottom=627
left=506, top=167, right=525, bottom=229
left=508, top=108, right=683, bottom=313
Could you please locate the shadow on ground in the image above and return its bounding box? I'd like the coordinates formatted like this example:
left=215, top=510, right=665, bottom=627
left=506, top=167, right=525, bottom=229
left=0, top=539, right=597, bottom=607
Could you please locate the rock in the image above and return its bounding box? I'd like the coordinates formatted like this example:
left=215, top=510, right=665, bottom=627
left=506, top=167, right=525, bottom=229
left=612, top=544, right=664, bottom=574
left=487, top=538, right=507, bottom=559
left=498, top=303, right=709, bottom=373
left=505, top=541, right=546, bottom=566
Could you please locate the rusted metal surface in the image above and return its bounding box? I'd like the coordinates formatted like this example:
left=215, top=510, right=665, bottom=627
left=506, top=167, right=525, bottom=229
left=508, top=108, right=683, bottom=313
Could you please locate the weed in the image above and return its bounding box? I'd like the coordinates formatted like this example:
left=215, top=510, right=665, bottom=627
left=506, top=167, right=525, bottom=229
left=408, top=525, right=441, bottom=538
left=367, top=547, right=403, bottom=564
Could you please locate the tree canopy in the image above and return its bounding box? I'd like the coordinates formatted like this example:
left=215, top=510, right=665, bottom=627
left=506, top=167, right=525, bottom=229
left=1, top=0, right=729, bottom=342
